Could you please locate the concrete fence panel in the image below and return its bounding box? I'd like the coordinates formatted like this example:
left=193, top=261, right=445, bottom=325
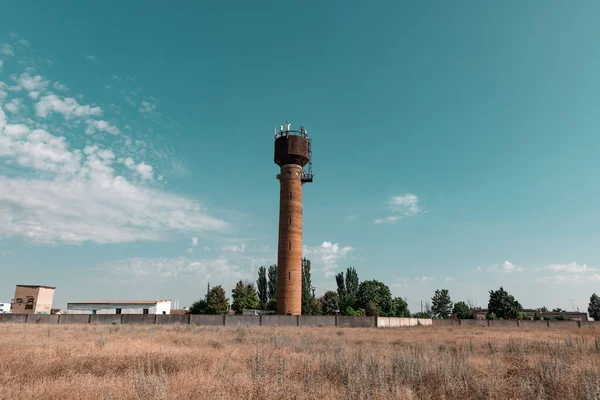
left=548, top=320, right=579, bottom=329
left=432, top=319, right=460, bottom=326
left=91, top=315, right=122, bottom=325
left=399, top=318, right=410, bottom=327
left=581, top=321, right=600, bottom=328
left=489, top=320, right=518, bottom=327
left=460, top=319, right=488, bottom=327
left=298, top=315, right=336, bottom=327
left=59, top=314, right=91, bottom=324
left=190, top=314, right=225, bottom=326
left=0, top=314, right=27, bottom=323
left=417, top=318, right=432, bottom=326
left=27, top=314, right=59, bottom=324
left=261, top=315, right=298, bottom=326
left=389, top=317, right=401, bottom=327
left=376, top=317, right=390, bottom=328
left=225, top=315, right=260, bottom=326
left=518, top=320, right=548, bottom=328
left=122, top=315, right=156, bottom=325
left=337, top=316, right=375, bottom=328
left=156, top=315, right=190, bottom=325
left=0, top=314, right=28, bottom=323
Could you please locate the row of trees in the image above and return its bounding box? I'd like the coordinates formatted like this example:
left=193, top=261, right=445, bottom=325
left=189, top=262, right=600, bottom=320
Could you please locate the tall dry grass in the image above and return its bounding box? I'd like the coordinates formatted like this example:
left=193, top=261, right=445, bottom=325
left=0, top=323, right=599, bottom=399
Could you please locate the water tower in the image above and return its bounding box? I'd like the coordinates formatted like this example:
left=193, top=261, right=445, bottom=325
left=274, top=122, right=313, bottom=315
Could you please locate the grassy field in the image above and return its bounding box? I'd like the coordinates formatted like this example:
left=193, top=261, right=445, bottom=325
left=1, top=323, right=599, bottom=399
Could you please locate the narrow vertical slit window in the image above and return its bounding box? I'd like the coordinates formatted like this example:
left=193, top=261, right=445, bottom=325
left=289, top=217, right=292, bottom=226
left=288, top=241, right=291, bottom=250
left=289, top=191, right=292, bottom=200
left=288, top=271, right=291, bottom=280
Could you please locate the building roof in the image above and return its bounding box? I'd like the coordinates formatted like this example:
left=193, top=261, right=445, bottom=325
left=67, top=300, right=170, bottom=305
left=16, top=285, right=56, bottom=289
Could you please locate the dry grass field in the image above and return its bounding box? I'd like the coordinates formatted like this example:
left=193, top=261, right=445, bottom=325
left=1, top=323, right=600, bottom=400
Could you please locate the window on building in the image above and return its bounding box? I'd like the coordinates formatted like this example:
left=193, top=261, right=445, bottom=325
left=289, top=191, right=292, bottom=200
left=25, top=304, right=33, bottom=310
left=92, top=310, right=97, bottom=315
left=288, top=241, right=291, bottom=250
left=289, top=217, right=292, bottom=226
left=162, top=311, right=166, bottom=315
left=143, top=309, right=149, bottom=315
left=116, top=308, right=122, bottom=315
left=288, top=271, right=291, bottom=280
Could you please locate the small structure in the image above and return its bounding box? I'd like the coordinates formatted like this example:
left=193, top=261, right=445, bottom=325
left=242, top=309, right=274, bottom=316
left=11, top=285, right=56, bottom=314
left=0, top=302, right=11, bottom=314
left=66, top=300, right=171, bottom=315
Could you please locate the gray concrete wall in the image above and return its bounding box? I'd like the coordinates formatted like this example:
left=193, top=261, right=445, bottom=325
left=581, top=321, right=600, bottom=328
left=59, top=314, right=91, bottom=324
left=27, top=314, right=59, bottom=324
left=432, top=319, right=460, bottom=326
left=0, top=314, right=28, bottom=323
left=337, top=316, right=375, bottom=328
left=225, top=315, right=260, bottom=326
left=190, top=314, right=224, bottom=326
left=489, top=320, right=518, bottom=327
left=261, top=315, right=298, bottom=326
left=156, top=315, right=189, bottom=325
left=298, top=315, right=336, bottom=327
left=460, top=319, right=488, bottom=326
left=518, top=320, right=548, bottom=328
left=122, top=314, right=156, bottom=324
left=91, top=315, right=122, bottom=325
left=548, top=320, right=579, bottom=328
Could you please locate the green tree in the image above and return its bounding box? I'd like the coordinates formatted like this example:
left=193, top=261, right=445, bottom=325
left=539, top=306, right=549, bottom=312
left=257, top=266, right=268, bottom=310
left=588, top=293, right=600, bottom=321
left=552, top=308, right=565, bottom=312
left=335, top=267, right=360, bottom=314
left=412, top=311, right=432, bottom=318
left=356, top=280, right=393, bottom=316
left=206, top=285, right=229, bottom=315
left=267, top=264, right=278, bottom=300
left=488, top=287, right=523, bottom=319
left=391, top=297, right=411, bottom=317
left=302, top=258, right=313, bottom=315
left=188, top=299, right=208, bottom=314
left=231, top=280, right=259, bottom=314
left=321, top=291, right=340, bottom=315
left=431, top=289, right=453, bottom=319
left=452, top=301, right=470, bottom=319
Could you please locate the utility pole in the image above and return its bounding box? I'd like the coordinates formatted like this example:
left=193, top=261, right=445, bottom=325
left=421, top=300, right=423, bottom=313
left=569, top=298, right=575, bottom=312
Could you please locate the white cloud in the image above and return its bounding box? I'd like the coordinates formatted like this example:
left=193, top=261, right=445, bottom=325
left=17, top=39, right=30, bottom=47
left=374, top=194, right=421, bottom=224
left=0, top=60, right=3, bottom=70
left=53, top=82, right=68, bottom=92
left=1, top=44, right=14, bottom=56
left=222, top=243, right=246, bottom=253
left=537, top=274, right=600, bottom=285
left=445, top=277, right=456, bottom=282
left=135, top=161, right=153, bottom=181
left=4, top=98, right=22, bottom=114
left=17, top=73, right=50, bottom=99
left=139, top=100, right=156, bottom=114
left=85, top=119, right=120, bottom=135
left=0, top=83, right=7, bottom=104
left=303, top=241, right=354, bottom=271
left=477, top=260, right=523, bottom=274
left=108, top=256, right=246, bottom=281
left=415, top=276, right=433, bottom=283
left=544, top=262, right=596, bottom=273
left=85, top=55, right=96, bottom=61
left=35, top=93, right=102, bottom=119
left=191, top=237, right=199, bottom=246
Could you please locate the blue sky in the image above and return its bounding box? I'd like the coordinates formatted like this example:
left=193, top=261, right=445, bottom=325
left=1, top=2, right=599, bottom=312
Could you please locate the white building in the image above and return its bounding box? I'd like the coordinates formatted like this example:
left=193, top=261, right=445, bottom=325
left=66, top=300, right=171, bottom=315
left=0, top=302, right=11, bottom=314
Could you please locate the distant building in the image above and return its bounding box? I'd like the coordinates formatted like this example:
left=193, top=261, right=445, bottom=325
left=0, top=302, right=11, bottom=314
left=242, top=309, right=274, bottom=316
left=11, top=285, right=56, bottom=314
left=469, top=308, right=588, bottom=321
left=66, top=300, right=171, bottom=315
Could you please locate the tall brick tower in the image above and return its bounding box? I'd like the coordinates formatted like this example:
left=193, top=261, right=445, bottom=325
left=274, top=122, right=313, bottom=315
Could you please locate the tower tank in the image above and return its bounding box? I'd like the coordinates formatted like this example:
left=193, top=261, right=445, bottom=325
left=274, top=122, right=313, bottom=315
